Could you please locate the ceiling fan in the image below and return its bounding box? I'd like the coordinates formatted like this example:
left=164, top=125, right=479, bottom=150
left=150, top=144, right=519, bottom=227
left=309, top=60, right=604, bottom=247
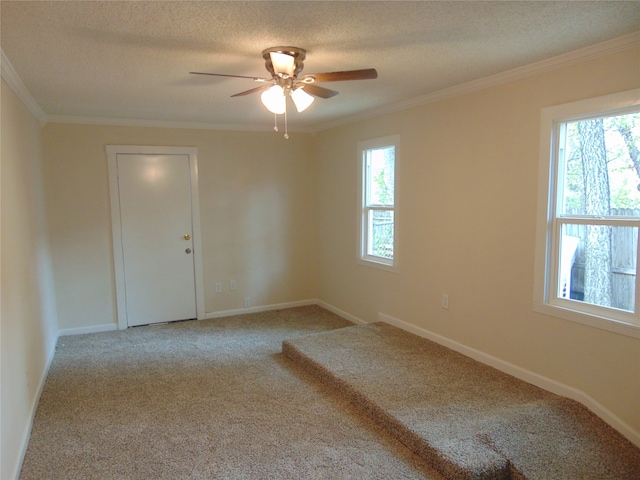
left=190, top=46, right=377, bottom=138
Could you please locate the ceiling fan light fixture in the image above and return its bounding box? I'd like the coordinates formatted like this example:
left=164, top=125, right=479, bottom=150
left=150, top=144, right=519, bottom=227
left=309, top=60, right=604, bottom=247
left=291, top=87, right=315, bottom=113
left=261, top=85, right=286, bottom=114
left=269, top=51, right=295, bottom=77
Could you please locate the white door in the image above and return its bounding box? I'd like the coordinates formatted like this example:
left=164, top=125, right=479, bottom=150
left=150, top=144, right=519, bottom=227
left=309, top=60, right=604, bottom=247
left=112, top=152, right=198, bottom=327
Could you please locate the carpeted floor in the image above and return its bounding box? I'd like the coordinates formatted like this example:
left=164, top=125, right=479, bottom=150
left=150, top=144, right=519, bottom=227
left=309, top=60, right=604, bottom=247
left=19, top=306, right=444, bottom=480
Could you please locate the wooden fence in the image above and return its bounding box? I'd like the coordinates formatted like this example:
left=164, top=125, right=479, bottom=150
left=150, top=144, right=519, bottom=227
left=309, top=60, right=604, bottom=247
left=566, top=208, right=639, bottom=310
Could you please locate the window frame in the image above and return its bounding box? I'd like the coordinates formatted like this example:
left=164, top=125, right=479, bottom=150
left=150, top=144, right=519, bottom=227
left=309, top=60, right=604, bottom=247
left=357, top=135, right=400, bottom=273
left=534, top=89, right=640, bottom=338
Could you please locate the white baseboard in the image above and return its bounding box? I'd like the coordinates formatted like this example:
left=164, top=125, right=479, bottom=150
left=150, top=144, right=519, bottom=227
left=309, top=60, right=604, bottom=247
left=58, top=323, right=118, bottom=337
left=204, top=299, right=318, bottom=319
left=204, top=299, right=369, bottom=326
left=316, top=300, right=367, bottom=325
left=11, top=332, right=58, bottom=480
left=378, top=312, right=640, bottom=448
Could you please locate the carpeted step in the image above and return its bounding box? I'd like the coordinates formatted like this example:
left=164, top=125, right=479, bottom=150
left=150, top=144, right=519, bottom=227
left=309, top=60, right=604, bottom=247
left=282, top=322, right=640, bottom=480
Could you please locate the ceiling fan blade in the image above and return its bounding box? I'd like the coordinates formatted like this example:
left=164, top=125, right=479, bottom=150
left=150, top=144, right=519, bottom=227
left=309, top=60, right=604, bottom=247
left=300, top=84, right=339, bottom=99
left=300, top=68, right=378, bottom=83
left=231, top=85, right=272, bottom=97
left=190, top=72, right=268, bottom=82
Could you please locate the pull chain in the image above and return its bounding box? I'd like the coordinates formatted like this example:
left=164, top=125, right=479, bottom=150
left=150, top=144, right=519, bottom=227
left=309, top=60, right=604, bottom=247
left=273, top=113, right=279, bottom=132
left=284, top=107, right=289, bottom=140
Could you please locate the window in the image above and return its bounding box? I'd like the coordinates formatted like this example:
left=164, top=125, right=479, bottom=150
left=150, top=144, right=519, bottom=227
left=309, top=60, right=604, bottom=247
left=534, top=89, right=640, bottom=337
left=358, top=135, right=399, bottom=271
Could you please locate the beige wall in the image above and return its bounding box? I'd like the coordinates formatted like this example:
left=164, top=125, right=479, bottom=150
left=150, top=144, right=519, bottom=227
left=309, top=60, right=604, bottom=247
left=315, top=47, right=640, bottom=435
left=1, top=79, right=58, bottom=479
left=41, top=125, right=318, bottom=330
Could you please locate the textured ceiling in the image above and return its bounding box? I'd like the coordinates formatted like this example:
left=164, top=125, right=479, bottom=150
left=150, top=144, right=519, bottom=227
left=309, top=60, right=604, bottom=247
left=1, top=1, right=639, bottom=131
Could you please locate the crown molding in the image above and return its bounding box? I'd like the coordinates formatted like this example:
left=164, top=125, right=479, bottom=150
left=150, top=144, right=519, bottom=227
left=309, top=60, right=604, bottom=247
left=1, top=49, right=47, bottom=124
left=44, top=114, right=314, bottom=133
left=313, top=31, right=640, bottom=133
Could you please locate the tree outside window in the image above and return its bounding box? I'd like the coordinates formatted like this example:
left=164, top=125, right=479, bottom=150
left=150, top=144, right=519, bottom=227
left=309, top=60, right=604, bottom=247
left=535, top=90, right=640, bottom=335
left=560, top=112, right=640, bottom=312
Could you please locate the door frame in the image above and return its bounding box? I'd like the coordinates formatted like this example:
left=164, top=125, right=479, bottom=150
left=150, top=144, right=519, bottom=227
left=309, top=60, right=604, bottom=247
left=106, top=145, right=205, bottom=329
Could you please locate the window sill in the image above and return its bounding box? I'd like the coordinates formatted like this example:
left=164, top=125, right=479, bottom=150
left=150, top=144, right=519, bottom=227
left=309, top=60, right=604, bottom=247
left=533, top=302, right=640, bottom=338
left=357, top=257, right=399, bottom=274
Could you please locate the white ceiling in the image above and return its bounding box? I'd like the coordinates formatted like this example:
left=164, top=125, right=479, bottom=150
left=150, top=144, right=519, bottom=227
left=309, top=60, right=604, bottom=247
left=2, top=1, right=639, bottom=131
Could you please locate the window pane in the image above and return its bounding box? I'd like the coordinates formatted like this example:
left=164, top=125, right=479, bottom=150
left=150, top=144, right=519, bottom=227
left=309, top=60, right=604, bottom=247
left=559, top=223, right=637, bottom=312
left=367, top=147, right=395, bottom=206
left=368, top=210, right=394, bottom=259
left=561, top=112, right=640, bottom=215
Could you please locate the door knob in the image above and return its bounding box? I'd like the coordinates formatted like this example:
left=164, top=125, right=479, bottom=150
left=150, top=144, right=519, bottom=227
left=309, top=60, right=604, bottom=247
left=185, top=248, right=192, bottom=254
left=184, top=234, right=191, bottom=240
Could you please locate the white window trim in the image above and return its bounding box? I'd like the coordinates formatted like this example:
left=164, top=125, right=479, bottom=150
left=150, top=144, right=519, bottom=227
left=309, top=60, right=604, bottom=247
left=357, top=135, right=400, bottom=273
left=534, top=89, right=640, bottom=339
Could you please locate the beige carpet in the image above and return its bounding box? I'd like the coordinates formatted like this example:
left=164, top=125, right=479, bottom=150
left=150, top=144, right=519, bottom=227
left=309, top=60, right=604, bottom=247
left=283, top=322, right=640, bottom=480
left=20, top=306, right=444, bottom=480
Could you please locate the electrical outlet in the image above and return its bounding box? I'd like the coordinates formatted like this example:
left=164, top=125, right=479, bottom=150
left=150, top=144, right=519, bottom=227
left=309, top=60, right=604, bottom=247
left=244, top=297, right=251, bottom=308
left=215, top=282, right=222, bottom=293
left=230, top=280, right=237, bottom=290
left=442, top=294, right=449, bottom=309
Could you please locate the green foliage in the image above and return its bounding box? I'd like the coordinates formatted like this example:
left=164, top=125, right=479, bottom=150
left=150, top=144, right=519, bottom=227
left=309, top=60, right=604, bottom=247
left=374, top=169, right=391, bottom=204
left=610, top=176, right=638, bottom=209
